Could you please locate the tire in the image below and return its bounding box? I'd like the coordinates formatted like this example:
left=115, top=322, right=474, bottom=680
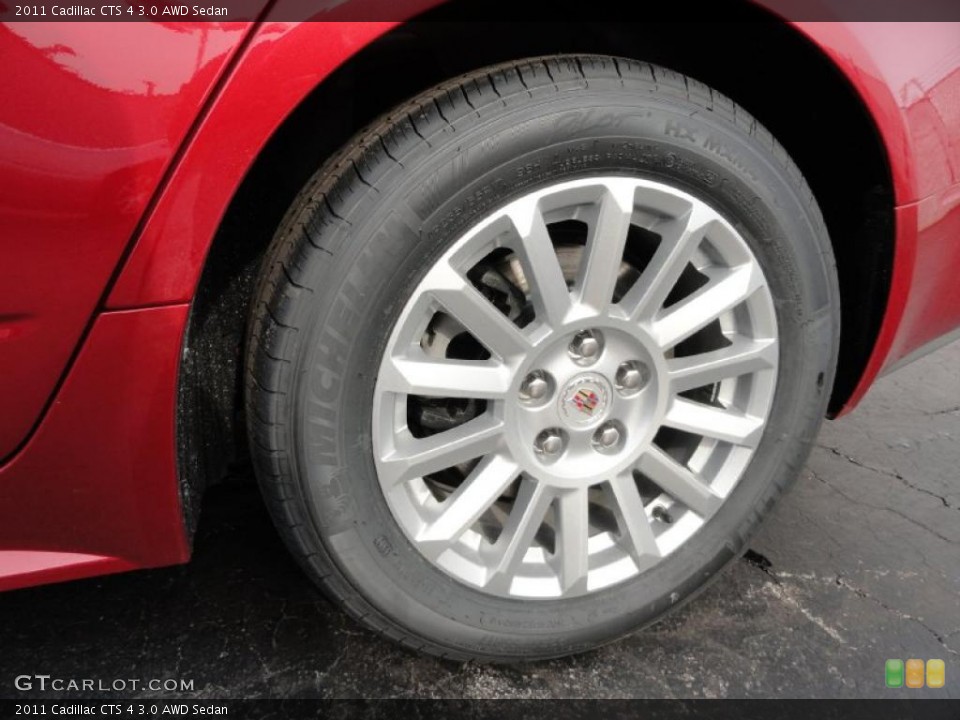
left=245, top=55, right=840, bottom=662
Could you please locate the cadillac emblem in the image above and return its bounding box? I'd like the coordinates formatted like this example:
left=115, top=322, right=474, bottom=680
left=573, top=388, right=600, bottom=415
left=559, top=374, right=610, bottom=427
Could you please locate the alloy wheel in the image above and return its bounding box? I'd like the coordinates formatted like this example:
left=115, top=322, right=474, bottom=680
left=373, top=176, right=779, bottom=599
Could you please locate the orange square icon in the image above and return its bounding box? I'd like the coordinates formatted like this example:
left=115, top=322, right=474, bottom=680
left=927, top=659, right=945, bottom=689
left=905, top=658, right=925, bottom=688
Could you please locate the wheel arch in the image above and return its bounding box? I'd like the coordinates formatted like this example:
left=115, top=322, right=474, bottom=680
left=135, top=12, right=899, bottom=520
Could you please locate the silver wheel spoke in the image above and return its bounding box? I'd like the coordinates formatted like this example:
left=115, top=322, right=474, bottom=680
left=608, top=472, right=660, bottom=565
left=651, top=264, right=764, bottom=349
left=379, top=415, right=505, bottom=487
left=483, top=478, right=553, bottom=591
left=663, top=397, right=764, bottom=448
left=507, top=198, right=572, bottom=327
left=418, top=453, right=519, bottom=545
left=574, top=181, right=635, bottom=314
left=619, top=206, right=713, bottom=322
left=555, top=488, right=590, bottom=593
left=667, top=337, right=777, bottom=393
left=379, top=356, right=511, bottom=399
left=423, top=264, right=531, bottom=359
left=637, top=446, right=722, bottom=517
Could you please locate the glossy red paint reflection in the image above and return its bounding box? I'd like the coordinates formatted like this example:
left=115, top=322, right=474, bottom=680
left=792, top=21, right=960, bottom=411
left=0, top=21, right=259, bottom=461
left=0, top=306, right=190, bottom=591
left=106, top=19, right=401, bottom=307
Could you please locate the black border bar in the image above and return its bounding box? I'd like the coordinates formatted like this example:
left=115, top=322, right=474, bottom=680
left=2, top=699, right=960, bottom=719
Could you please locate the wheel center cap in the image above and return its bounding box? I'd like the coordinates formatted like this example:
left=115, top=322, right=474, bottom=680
left=558, top=373, right=611, bottom=427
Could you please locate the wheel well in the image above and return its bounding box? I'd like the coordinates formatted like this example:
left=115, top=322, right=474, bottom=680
left=179, top=14, right=895, bottom=508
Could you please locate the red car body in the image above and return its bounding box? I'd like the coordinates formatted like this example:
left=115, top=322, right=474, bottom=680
left=1, top=10, right=958, bottom=591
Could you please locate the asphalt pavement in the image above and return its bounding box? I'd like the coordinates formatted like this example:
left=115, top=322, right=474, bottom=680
left=2, top=342, right=958, bottom=699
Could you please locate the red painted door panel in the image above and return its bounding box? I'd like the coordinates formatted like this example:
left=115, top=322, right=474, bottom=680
left=0, top=21, right=258, bottom=461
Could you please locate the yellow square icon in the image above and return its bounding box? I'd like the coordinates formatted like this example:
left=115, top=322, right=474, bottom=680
left=927, top=659, right=945, bottom=689
left=905, top=658, right=925, bottom=688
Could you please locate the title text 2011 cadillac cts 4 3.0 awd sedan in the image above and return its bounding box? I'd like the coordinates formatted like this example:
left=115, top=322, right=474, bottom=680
left=1, top=12, right=958, bottom=661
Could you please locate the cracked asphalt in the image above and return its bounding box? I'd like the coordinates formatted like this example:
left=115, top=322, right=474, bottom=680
left=2, top=342, right=958, bottom=699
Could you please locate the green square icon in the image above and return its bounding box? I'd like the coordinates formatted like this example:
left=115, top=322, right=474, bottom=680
left=886, top=659, right=904, bottom=688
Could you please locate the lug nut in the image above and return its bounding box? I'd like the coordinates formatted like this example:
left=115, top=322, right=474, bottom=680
left=615, top=360, right=650, bottom=395
left=569, top=330, right=603, bottom=364
left=519, top=371, right=551, bottom=403
left=534, top=429, right=565, bottom=458
left=592, top=422, right=622, bottom=452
